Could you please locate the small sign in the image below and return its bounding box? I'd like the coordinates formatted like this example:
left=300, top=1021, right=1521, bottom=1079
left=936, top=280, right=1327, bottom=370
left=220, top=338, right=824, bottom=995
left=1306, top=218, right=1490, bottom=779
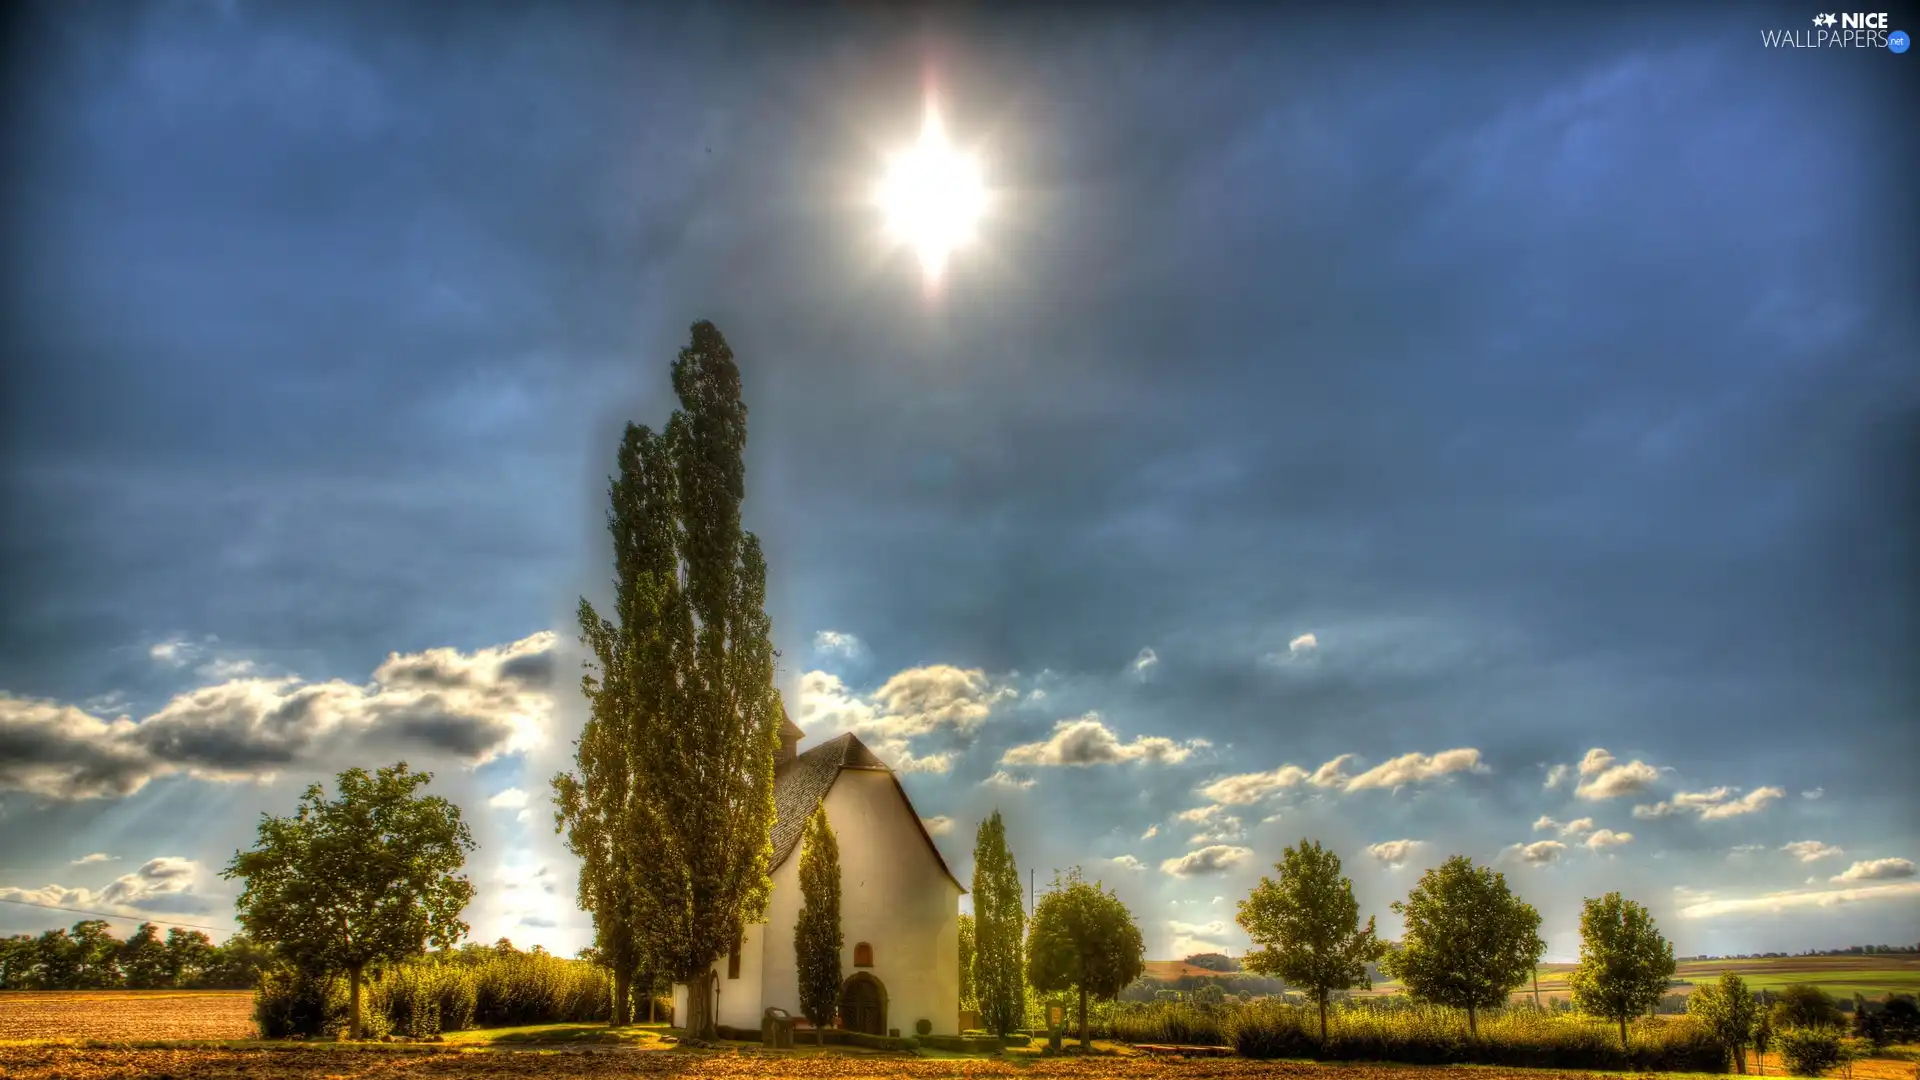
left=1048, top=1006, right=1063, bottom=1026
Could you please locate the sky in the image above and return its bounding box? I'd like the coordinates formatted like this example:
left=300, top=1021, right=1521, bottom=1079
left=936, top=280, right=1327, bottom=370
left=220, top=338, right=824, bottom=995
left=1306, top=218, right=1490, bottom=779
left=0, top=0, right=1915, bottom=964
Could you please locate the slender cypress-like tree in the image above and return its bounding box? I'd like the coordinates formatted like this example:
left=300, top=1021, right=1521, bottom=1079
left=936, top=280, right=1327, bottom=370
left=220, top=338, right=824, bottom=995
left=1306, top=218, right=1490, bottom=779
left=553, top=320, right=782, bottom=1041
left=972, top=811, right=1027, bottom=1036
left=795, top=807, right=844, bottom=1043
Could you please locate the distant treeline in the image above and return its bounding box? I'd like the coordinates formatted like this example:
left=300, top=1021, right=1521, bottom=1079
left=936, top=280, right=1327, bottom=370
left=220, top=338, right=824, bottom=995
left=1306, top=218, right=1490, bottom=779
left=0, top=920, right=272, bottom=990
left=1677, top=945, right=1920, bottom=961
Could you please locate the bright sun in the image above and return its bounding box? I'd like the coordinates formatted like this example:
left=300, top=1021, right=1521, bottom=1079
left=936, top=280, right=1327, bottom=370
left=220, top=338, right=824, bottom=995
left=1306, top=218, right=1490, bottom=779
left=875, top=106, right=986, bottom=284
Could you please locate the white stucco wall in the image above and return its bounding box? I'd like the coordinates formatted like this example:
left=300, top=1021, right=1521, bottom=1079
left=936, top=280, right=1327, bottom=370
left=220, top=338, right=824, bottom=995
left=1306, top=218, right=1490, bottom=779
left=674, top=765, right=963, bottom=1036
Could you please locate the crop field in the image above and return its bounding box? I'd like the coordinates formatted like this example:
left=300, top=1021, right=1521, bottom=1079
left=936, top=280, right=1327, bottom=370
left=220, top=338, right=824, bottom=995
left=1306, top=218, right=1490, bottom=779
left=1358, top=955, right=1920, bottom=1002
left=0, top=990, right=256, bottom=1041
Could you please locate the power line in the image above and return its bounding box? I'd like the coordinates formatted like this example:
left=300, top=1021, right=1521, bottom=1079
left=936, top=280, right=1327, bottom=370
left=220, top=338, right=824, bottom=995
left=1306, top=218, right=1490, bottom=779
left=0, top=896, right=233, bottom=934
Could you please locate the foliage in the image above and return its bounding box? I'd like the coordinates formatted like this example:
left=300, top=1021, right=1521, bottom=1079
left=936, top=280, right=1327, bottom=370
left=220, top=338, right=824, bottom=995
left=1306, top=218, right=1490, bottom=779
left=1381, top=855, right=1545, bottom=1036
left=223, top=761, right=477, bottom=1039
left=972, top=810, right=1027, bottom=1036
left=558, top=320, right=782, bottom=1042
left=1184, top=952, right=1242, bottom=972
left=1027, top=866, right=1146, bottom=1046
left=1237, top=838, right=1384, bottom=1041
left=1882, top=993, right=1920, bottom=1040
left=1568, top=892, right=1677, bottom=1048
left=1773, top=983, right=1845, bottom=1029
left=0, top=924, right=271, bottom=991
left=1776, top=1024, right=1846, bottom=1076
left=958, top=913, right=977, bottom=1012
left=254, top=949, right=613, bottom=1038
left=1687, top=970, right=1763, bottom=1073
left=794, top=806, right=844, bottom=1041
left=118, top=923, right=171, bottom=989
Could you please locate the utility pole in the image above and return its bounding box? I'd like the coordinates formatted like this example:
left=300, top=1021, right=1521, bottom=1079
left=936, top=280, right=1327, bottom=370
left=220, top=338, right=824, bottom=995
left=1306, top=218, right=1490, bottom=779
left=1029, top=868, right=1034, bottom=916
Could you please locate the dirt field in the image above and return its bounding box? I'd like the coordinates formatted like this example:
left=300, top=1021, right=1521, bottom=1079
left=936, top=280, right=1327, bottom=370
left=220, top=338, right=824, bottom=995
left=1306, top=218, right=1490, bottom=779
left=0, top=990, right=256, bottom=1041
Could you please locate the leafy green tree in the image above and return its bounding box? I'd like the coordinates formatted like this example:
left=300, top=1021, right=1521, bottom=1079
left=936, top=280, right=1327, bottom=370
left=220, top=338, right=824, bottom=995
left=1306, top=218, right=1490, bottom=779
left=198, top=932, right=273, bottom=989
left=1026, top=867, right=1146, bottom=1048
left=1754, top=1006, right=1775, bottom=1074
left=223, top=762, right=476, bottom=1039
left=958, top=913, right=977, bottom=1014
left=68, top=920, right=123, bottom=989
left=34, top=928, right=79, bottom=989
left=794, top=807, right=843, bottom=1043
left=163, top=928, right=215, bottom=988
left=1237, top=838, right=1385, bottom=1041
left=0, top=934, right=36, bottom=989
left=972, top=810, right=1027, bottom=1036
left=1773, top=984, right=1844, bottom=1030
left=558, top=321, right=782, bottom=1042
left=119, top=922, right=172, bottom=989
left=1687, top=971, right=1763, bottom=1072
left=1381, top=854, right=1545, bottom=1036
left=1184, top=952, right=1241, bottom=973
left=1569, top=892, right=1676, bottom=1048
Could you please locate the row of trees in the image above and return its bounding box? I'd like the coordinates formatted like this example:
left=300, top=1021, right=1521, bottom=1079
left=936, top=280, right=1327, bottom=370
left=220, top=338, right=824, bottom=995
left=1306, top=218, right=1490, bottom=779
left=0, top=921, right=272, bottom=990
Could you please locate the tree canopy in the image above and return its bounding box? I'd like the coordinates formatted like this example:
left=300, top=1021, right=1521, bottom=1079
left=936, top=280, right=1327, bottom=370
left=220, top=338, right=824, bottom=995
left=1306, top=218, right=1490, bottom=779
left=972, top=810, right=1026, bottom=1036
left=794, top=807, right=844, bottom=1042
left=1238, top=838, right=1385, bottom=1040
left=1381, top=854, right=1544, bottom=1036
left=1569, top=892, right=1677, bottom=1047
left=1027, top=867, right=1146, bottom=1048
left=223, top=761, right=475, bottom=1040
left=1689, top=971, right=1764, bottom=1073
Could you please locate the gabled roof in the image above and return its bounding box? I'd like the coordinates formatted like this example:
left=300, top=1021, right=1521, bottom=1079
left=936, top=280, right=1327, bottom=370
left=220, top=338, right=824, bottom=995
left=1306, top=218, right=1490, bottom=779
left=770, top=732, right=965, bottom=894
left=779, top=705, right=805, bottom=744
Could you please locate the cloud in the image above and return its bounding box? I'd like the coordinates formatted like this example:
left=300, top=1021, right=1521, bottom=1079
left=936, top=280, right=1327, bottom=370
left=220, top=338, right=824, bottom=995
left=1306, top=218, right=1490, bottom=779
left=1141, top=824, right=1159, bottom=840
left=1288, top=633, right=1318, bottom=656
left=1544, top=763, right=1572, bottom=789
left=1132, top=647, right=1158, bottom=675
left=488, top=787, right=530, bottom=810
left=1343, top=748, right=1488, bottom=792
left=1169, top=919, right=1230, bottom=937
left=70, top=853, right=118, bottom=866
left=1634, top=786, right=1784, bottom=821
left=1002, top=713, right=1206, bottom=767
left=1802, top=788, right=1824, bottom=801
left=0, top=632, right=559, bottom=800
left=0, top=856, right=206, bottom=914
left=1830, top=858, right=1915, bottom=883
left=796, top=664, right=1014, bottom=774
left=1568, top=747, right=1660, bottom=800
left=1534, top=815, right=1596, bottom=837
left=1161, top=845, right=1253, bottom=877
left=1678, top=881, right=1920, bottom=919
left=1200, top=764, right=1311, bottom=805
left=1782, top=841, right=1845, bottom=863
left=981, top=769, right=1035, bottom=791
left=1511, top=840, right=1567, bottom=864
left=148, top=640, right=198, bottom=667
left=1366, top=839, right=1422, bottom=868
left=921, top=815, right=954, bottom=836
left=812, top=630, right=863, bottom=659
left=1585, top=829, right=1633, bottom=850
left=1108, top=854, right=1146, bottom=871
left=1174, top=804, right=1246, bottom=843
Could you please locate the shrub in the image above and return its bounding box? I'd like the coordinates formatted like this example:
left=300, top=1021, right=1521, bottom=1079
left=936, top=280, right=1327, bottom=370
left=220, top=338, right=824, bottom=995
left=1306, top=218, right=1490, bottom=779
left=1777, top=1025, right=1845, bottom=1076
left=254, top=953, right=611, bottom=1038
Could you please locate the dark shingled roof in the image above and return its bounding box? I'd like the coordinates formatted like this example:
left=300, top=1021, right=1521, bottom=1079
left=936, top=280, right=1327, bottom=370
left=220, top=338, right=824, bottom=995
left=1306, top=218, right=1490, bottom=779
left=770, top=732, right=965, bottom=893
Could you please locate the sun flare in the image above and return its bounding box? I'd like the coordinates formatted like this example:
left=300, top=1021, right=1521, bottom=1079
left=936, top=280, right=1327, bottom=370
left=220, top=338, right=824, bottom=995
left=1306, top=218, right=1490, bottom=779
left=875, top=106, right=986, bottom=284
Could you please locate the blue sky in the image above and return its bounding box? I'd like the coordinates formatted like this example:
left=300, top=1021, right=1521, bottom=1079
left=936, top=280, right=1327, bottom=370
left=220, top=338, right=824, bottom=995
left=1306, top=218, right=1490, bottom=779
left=1, top=1, right=1915, bottom=962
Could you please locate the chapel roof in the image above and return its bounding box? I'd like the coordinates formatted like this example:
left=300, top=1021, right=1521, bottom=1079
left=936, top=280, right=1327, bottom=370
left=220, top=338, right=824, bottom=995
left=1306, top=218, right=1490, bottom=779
left=770, top=732, right=965, bottom=893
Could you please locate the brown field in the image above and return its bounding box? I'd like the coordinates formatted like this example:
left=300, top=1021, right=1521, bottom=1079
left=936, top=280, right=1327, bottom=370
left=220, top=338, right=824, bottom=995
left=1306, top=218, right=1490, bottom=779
left=0, top=990, right=256, bottom=1041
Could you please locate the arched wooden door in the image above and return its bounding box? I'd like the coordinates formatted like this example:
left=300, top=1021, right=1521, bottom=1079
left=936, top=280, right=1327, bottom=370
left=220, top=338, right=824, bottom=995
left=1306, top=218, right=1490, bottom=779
left=840, top=973, right=886, bottom=1035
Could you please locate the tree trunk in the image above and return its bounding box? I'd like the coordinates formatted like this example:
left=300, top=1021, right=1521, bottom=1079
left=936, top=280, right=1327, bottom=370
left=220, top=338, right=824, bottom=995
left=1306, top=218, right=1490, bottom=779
left=1734, top=1044, right=1748, bottom=1074
left=1318, top=991, right=1329, bottom=1042
left=1619, top=1014, right=1628, bottom=1050
left=1533, top=968, right=1542, bottom=1010
left=348, top=964, right=364, bottom=1041
left=687, top=971, right=717, bottom=1041
left=613, top=969, right=631, bottom=1028
left=1079, top=986, right=1090, bottom=1049
left=1467, top=1004, right=1477, bottom=1037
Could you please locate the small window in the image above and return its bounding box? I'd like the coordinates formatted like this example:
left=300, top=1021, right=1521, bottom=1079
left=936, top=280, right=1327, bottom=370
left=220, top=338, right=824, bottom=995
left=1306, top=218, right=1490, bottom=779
left=853, top=942, right=873, bottom=968
left=728, top=937, right=742, bottom=979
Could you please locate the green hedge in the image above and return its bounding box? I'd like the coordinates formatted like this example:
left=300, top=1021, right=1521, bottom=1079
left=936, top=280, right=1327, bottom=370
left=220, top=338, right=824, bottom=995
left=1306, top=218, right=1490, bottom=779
left=255, top=953, right=612, bottom=1038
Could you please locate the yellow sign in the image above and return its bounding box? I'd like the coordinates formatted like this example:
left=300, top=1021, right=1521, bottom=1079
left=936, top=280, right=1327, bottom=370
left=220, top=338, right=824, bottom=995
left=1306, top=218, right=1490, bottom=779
left=1048, top=1006, right=1063, bottom=1026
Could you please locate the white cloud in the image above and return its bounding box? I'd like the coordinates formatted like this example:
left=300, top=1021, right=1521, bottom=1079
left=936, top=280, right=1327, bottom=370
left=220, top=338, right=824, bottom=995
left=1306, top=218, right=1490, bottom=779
left=1831, top=858, right=1915, bottom=883
left=1634, top=786, right=1784, bottom=821
left=1344, top=748, right=1488, bottom=792
left=1535, top=815, right=1596, bottom=837
left=1131, top=648, right=1158, bottom=675
left=1169, top=919, right=1230, bottom=937
left=1544, top=763, right=1572, bottom=789
left=488, top=787, right=530, bottom=810
left=812, top=630, right=864, bottom=659
left=70, top=853, right=118, bottom=866
left=1175, top=805, right=1246, bottom=844
left=1366, top=839, right=1422, bottom=868
left=1782, top=841, right=1845, bottom=863
left=1288, top=633, right=1318, bottom=656
left=1568, top=748, right=1660, bottom=800
left=1802, top=788, right=1824, bottom=801
left=1108, top=854, right=1146, bottom=872
left=981, top=769, right=1035, bottom=791
left=796, top=664, right=1014, bottom=775
left=148, top=640, right=196, bottom=667
left=1200, top=764, right=1310, bottom=805
left=0, top=857, right=205, bottom=914
left=1585, top=829, right=1633, bottom=851
left=1511, top=840, right=1566, bottom=865
left=0, top=632, right=558, bottom=800
left=921, top=815, right=954, bottom=837
left=1000, top=713, right=1206, bottom=768
left=1141, top=825, right=1159, bottom=841
left=1161, top=845, right=1253, bottom=877
left=1678, top=881, right=1920, bottom=919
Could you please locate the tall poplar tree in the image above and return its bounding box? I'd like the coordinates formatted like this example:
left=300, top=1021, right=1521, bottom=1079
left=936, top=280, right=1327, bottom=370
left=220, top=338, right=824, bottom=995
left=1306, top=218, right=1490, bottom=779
left=553, top=320, right=782, bottom=1041
left=794, top=807, right=843, bottom=1042
left=971, top=810, right=1026, bottom=1036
